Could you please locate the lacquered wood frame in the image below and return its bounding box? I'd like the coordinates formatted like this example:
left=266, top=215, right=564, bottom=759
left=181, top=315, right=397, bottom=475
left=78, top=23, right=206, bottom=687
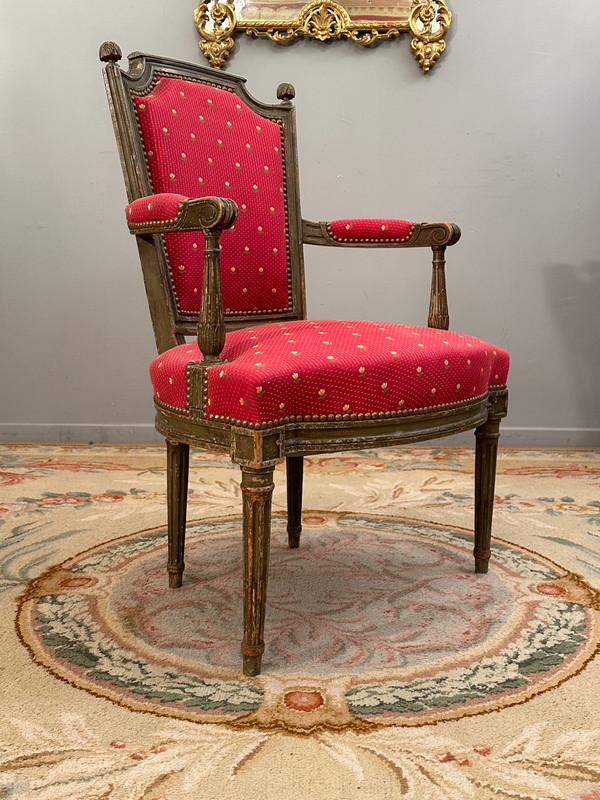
left=101, top=42, right=508, bottom=676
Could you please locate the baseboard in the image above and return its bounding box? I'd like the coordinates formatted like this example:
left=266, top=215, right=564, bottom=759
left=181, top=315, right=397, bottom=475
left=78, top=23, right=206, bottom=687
left=0, top=424, right=599, bottom=448
left=0, top=424, right=163, bottom=444
left=443, top=427, right=600, bottom=447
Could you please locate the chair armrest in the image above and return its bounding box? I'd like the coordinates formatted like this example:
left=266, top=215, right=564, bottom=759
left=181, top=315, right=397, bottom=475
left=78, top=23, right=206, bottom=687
left=126, top=193, right=237, bottom=366
left=302, top=218, right=461, bottom=248
left=126, top=192, right=238, bottom=233
left=303, top=217, right=460, bottom=331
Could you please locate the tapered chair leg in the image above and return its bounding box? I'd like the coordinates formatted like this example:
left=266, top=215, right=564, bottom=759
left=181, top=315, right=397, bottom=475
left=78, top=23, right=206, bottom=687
left=286, top=455, right=303, bottom=548
left=166, top=440, right=189, bottom=588
left=474, top=417, right=501, bottom=574
left=240, top=466, right=275, bottom=676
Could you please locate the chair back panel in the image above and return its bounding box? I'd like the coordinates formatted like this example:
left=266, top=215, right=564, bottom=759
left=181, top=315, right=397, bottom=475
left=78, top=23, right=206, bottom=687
left=134, top=77, right=291, bottom=317
left=104, top=52, right=305, bottom=345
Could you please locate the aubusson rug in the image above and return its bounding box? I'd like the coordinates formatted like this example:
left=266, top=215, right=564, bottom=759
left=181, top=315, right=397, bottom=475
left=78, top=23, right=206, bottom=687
left=1, top=443, right=600, bottom=799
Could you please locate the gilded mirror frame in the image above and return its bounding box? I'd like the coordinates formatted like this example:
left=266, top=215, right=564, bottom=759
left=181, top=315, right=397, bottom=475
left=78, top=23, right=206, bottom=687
left=194, top=0, right=452, bottom=72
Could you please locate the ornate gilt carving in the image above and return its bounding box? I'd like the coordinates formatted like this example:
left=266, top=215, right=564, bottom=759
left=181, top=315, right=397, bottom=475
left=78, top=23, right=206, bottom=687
left=299, top=1, right=349, bottom=41
left=194, top=0, right=452, bottom=72
left=194, top=1, right=237, bottom=69
left=409, top=0, right=451, bottom=72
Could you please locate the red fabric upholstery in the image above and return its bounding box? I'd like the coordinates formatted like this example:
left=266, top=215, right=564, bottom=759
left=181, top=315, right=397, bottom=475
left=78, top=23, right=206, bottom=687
left=133, top=77, right=290, bottom=317
left=150, top=320, right=509, bottom=425
left=328, top=218, right=415, bottom=243
left=126, top=193, right=188, bottom=227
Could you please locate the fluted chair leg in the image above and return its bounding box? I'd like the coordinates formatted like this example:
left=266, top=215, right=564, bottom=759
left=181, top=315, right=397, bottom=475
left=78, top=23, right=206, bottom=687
left=474, top=418, right=501, bottom=574
left=286, top=455, right=303, bottom=548
left=241, top=466, right=274, bottom=676
left=167, top=440, right=189, bottom=588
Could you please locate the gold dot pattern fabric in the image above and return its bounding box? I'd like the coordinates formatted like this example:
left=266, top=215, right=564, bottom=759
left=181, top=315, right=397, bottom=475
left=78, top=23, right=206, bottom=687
left=149, top=319, right=509, bottom=424
left=133, top=77, right=290, bottom=316
left=328, top=218, right=415, bottom=242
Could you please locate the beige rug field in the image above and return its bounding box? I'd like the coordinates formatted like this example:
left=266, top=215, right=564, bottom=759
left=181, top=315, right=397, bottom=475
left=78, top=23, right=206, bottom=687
left=1, top=443, right=599, bottom=799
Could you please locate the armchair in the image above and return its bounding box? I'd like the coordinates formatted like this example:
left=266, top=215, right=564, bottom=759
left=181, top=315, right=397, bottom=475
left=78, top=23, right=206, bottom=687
left=100, top=42, right=509, bottom=676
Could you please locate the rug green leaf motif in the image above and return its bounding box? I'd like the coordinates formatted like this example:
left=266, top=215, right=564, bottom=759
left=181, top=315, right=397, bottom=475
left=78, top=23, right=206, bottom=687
left=4, top=444, right=600, bottom=798
left=17, top=511, right=600, bottom=731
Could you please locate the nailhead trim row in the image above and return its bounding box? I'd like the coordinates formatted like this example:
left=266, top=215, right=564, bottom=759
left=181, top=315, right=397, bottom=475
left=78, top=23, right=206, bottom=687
left=326, top=221, right=416, bottom=244
left=189, top=388, right=504, bottom=428
left=127, top=198, right=188, bottom=232
left=156, top=383, right=508, bottom=428
left=155, top=396, right=190, bottom=416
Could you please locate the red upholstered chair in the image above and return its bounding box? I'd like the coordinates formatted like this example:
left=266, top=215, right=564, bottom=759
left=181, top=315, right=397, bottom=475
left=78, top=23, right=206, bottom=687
left=100, top=43, right=509, bottom=676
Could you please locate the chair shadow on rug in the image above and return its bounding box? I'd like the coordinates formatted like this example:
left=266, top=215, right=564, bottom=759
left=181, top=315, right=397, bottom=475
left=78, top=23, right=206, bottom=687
left=100, top=42, right=509, bottom=676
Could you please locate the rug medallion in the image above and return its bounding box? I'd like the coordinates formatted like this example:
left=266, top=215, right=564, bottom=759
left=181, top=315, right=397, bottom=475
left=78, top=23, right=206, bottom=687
left=17, top=511, right=600, bottom=733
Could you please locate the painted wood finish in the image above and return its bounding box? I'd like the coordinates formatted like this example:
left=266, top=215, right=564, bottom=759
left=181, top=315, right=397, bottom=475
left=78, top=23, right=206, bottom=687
left=101, top=43, right=508, bottom=675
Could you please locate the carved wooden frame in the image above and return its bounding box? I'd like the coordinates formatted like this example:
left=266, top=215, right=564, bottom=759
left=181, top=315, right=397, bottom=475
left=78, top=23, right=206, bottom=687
left=100, top=43, right=508, bottom=677
left=194, top=0, right=452, bottom=72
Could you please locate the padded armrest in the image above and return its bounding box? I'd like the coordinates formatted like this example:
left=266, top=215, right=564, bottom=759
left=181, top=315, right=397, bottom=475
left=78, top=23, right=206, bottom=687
left=126, top=192, right=237, bottom=233
left=302, top=218, right=461, bottom=248
left=328, top=218, right=416, bottom=242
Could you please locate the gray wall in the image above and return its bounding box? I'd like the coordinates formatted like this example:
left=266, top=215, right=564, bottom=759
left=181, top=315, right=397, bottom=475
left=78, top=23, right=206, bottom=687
left=1, top=1, right=598, bottom=445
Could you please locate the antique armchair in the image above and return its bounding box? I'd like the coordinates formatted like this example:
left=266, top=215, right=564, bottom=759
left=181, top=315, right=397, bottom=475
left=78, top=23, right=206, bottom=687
left=100, top=42, right=509, bottom=676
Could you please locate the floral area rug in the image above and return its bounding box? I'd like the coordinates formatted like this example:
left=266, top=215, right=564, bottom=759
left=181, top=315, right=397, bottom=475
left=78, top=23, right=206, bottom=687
left=1, top=443, right=600, bottom=799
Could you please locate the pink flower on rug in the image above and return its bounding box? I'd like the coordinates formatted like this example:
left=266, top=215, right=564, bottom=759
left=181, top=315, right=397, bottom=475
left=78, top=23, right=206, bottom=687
left=473, top=745, right=492, bottom=756
left=284, top=691, right=325, bottom=712
left=110, top=740, right=126, bottom=748
left=0, top=471, right=44, bottom=486
left=579, top=789, right=600, bottom=800
left=436, top=752, right=472, bottom=766
left=150, top=743, right=167, bottom=754
left=431, top=448, right=472, bottom=459
left=301, top=514, right=326, bottom=525
left=536, top=583, right=568, bottom=597
left=130, top=750, right=148, bottom=760
left=39, top=495, right=88, bottom=507
left=24, top=458, right=128, bottom=471
left=0, top=502, right=32, bottom=515
left=91, top=493, right=125, bottom=503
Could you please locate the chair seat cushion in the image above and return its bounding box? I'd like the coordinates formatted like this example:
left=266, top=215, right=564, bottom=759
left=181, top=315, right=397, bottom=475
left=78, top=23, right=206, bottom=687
left=150, top=319, right=509, bottom=425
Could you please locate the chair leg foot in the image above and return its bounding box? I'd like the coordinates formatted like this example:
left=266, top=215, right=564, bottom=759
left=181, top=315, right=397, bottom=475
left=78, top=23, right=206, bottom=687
left=241, top=467, right=274, bottom=677
left=474, top=557, right=489, bottom=574
left=286, top=456, right=303, bottom=549
left=243, top=652, right=263, bottom=676
left=167, top=440, right=189, bottom=588
left=168, top=570, right=183, bottom=588
left=288, top=530, right=301, bottom=549
left=474, top=417, right=500, bottom=573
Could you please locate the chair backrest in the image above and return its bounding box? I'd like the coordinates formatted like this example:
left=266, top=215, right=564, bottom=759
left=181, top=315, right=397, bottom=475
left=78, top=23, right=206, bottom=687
left=102, top=46, right=306, bottom=353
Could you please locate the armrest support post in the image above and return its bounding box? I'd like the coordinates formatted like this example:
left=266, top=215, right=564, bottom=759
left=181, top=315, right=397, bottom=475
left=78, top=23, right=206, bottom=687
left=428, top=245, right=449, bottom=330
left=124, top=193, right=237, bottom=365
left=198, top=228, right=226, bottom=366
